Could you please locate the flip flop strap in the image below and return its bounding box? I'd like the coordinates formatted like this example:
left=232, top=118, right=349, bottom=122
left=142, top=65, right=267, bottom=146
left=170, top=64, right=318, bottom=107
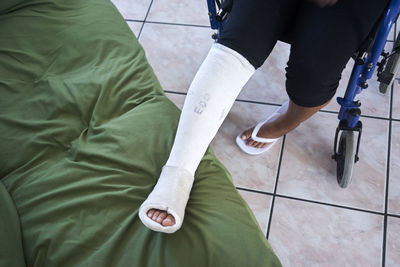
left=251, top=101, right=289, bottom=143
left=251, top=128, right=280, bottom=143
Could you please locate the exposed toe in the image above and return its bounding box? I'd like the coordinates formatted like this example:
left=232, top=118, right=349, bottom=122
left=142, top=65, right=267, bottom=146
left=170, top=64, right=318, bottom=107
left=241, top=127, right=254, bottom=140
left=148, top=210, right=173, bottom=226
left=162, top=214, right=176, bottom=226
left=157, top=211, right=168, bottom=223
left=246, top=139, right=254, bottom=146
left=147, top=209, right=155, bottom=218
left=152, top=210, right=160, bottom=221
left=245, top=138, right=271, bottom=149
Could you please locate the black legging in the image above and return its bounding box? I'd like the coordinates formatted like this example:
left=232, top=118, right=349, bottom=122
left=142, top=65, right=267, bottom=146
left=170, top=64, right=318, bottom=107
left=217, top=0, right=389, bottom=107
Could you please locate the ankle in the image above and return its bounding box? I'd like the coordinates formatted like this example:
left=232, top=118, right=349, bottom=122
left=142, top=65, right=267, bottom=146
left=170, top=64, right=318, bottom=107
left=271, top=115, right=300, bottom=136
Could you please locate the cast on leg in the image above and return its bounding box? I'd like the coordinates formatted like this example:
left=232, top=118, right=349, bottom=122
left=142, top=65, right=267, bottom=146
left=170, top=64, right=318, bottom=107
left=139, top=43, right=255, bottom=233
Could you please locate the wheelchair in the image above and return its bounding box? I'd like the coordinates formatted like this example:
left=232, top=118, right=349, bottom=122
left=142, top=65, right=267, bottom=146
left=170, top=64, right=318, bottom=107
left=206, top=0, right=400, bottom=188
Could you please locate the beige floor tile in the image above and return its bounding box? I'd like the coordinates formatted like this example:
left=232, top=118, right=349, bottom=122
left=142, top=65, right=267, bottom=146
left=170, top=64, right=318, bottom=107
left=393, top=83, right=400, bottom=120
left=237, top=41, right=290, bottom=105
left=269, top=197, right=383, bottom=267
left=389, top=22, right=400, bottom=91
left=126, top=21, right=142, bottom=37
left=386, top=216, right=400, bottom=267
left=389, top=121, right=400, bottom=215
left=111, top=0, right=152, bottom=20
left=147, top=0, right=210, bottom=26
left=139, top=23, right=213, bottom=93
left=277, top=112, right=388, bottom=212
left=238, top=190, right=272, bottom=235
left=388, top=24, right=396, bottom=42
left=165, top=92, right=283, bottom=193
left=165, top=92, right=185, bottom=109
left=211, top=102, right=283, bottom=193
left=392, top=20, right=399, bottom=41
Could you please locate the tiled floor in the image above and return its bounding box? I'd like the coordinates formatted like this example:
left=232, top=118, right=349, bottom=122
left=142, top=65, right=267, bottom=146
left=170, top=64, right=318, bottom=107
left=113, top=0, right=400, bottom=265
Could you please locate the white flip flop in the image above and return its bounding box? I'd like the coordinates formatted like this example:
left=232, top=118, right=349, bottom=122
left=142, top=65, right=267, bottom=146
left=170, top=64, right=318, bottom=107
left=236, top=101, right=289, bottom=155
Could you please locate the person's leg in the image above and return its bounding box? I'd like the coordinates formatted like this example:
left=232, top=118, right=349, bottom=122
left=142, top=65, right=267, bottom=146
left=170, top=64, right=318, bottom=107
left=242, top=0, right=389, bottom=149
left=241, top=99, right=331, bottom=148
left=139, top=0, right=299, bottom=233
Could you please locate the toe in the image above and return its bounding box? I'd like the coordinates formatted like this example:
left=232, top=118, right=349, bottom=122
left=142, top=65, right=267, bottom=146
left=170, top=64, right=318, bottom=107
left=156, top=211, right=168, bottom=223
left=147, top=209, right=155, bottom=218
left=152, top=210, right=160, bottom=221
left=162, top=214, right=176, bottom=226
left=251, top=141, right=258, bottom=147
left=246, top=139, right=254, bottom=147
left=241, top=127, right=254, bottom=140
left=256, top=142, right=264, bottom=148
left=250, top=141, right=258, bottom=148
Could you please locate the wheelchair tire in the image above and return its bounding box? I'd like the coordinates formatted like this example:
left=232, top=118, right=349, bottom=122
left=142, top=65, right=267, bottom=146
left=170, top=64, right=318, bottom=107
left=379, top=34, right=400, bottom=94
left=336, top=131, right=356, bottom=188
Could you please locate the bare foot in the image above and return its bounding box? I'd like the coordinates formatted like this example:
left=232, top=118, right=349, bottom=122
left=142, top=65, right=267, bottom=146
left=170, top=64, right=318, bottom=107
left=147, top=209, right=176, bottom=226
left=240, top=121, right=282, bottom=148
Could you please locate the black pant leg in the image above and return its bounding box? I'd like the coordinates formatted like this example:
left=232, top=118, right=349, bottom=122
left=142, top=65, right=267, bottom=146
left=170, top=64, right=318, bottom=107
left=217, top=0, right=300, bottom=69
left=285, top=0, right=389, bottom=107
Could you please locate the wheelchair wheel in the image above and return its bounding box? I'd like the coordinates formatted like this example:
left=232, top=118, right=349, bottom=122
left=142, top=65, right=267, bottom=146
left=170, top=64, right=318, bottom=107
left=379, top=34, right=400, bottom=94
left=336, top=131, right=356, bottom=188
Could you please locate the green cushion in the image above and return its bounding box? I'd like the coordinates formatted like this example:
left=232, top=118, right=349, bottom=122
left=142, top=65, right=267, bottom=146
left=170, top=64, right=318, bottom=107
left=0, top=0, right=281, bottom=266
left=0, top=0, right=26, bottom=14
left=0, top=181, right=26, bottom=267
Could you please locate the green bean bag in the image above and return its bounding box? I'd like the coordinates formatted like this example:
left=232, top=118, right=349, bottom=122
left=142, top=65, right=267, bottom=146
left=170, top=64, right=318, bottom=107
left=0, top=0, right=281, bottom=266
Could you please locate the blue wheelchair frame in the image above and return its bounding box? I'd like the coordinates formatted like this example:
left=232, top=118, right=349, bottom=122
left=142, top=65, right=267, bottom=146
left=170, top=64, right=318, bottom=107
left=340, top=0, right=400, bottom=129
left=207, top=0, right=400, bottom=176
left=333, top=0, right=400, bottom=164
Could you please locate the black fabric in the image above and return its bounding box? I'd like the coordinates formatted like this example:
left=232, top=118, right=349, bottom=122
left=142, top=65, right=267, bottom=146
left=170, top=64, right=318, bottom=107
left=217, top=0, right=389, bottom=107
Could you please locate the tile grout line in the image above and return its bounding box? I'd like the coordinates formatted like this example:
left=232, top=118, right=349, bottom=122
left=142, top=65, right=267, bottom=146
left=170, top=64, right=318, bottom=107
left=137, top=0, right=154, bottom=40
left=139, top=20, right=210, bottom=28
left=265, top=135, right=286, bottom=240
left=125, top=19, right=210, bottom=29
left=124, top=18, right=216, bottom=28
left=382, top=19, right=397, bottom=267
left=381, top=118, right=391, bottom=267
left=236, top=186, right=274, bottom=197
left=237, top=186, right=386, bottom=217
left=164, top=90, right=394, bottom=121
left=125, top=19, right=144, bottom=23
left=317, top=109, right=391, bottom=121
left=387, top=213, right=400, bottom=219
left=381, top=58, right=395, bottom=267
left=164, top=90, right=187, bottom=96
